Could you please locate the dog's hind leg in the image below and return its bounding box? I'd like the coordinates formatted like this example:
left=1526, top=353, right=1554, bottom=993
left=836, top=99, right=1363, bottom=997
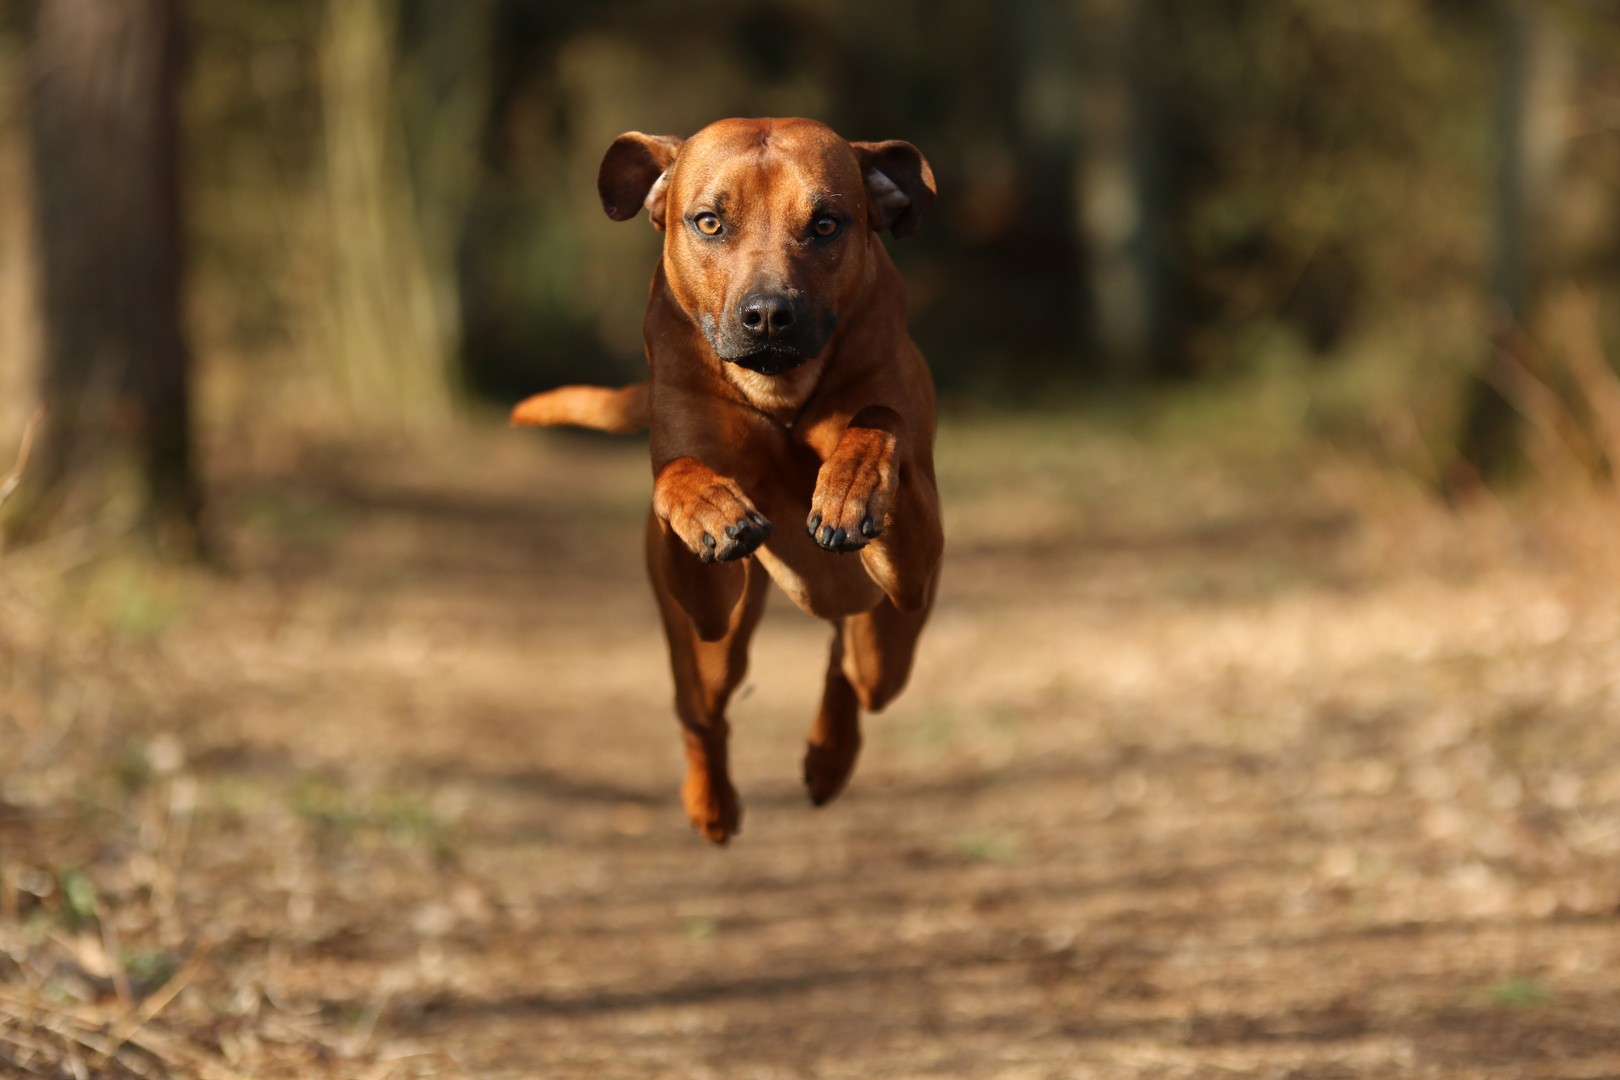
left=804, top=628, right=860, bottom=806
left=803, top=581, right=936, bottom=806
left=647, top=510, right=770, bottom=844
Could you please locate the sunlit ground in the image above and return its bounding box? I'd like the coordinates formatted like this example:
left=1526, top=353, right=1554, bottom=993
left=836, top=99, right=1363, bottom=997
left=3, top=401, right=1620, bottom=1079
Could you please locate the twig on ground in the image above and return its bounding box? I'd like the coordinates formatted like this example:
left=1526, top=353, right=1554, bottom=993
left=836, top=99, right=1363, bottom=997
left=95, top=898, right=136, bottom=1014
left=0, top=407, right=44, bottom=511
left=105, top=940, right=212, bottom=1058
left=1487, top=325, right=1595, bottom=488
left=0, top=982, right=244, bottom=1080
left=1555, top=287, right=1620, bottom=500
left=341, top=972, right=401, bottom=1059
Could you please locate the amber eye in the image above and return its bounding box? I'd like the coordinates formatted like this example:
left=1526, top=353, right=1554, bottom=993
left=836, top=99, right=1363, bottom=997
left=695, top=213, right=722, bottom=236
left=814, top=216, right=839, bottom=238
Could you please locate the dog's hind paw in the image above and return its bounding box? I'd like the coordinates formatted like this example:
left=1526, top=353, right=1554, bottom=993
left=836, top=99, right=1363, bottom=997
left=803, top=739, right=861, bottom=806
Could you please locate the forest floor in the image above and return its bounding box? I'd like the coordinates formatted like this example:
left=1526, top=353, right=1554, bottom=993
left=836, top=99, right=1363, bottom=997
left=3, top=406, right=1620, bottom=1080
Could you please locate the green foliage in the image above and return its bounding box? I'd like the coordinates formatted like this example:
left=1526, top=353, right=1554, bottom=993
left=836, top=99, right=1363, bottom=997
left=121, top=947, right=179, bottom=992
left=239, top=490, right=348, bottom=546
left=57, top=868, right=98, bottom=929
left=951, top=829, right=1023, bottom=863
left=1487, top=976, right=1553, bottom=1009
left=289, top=775, right=457, bottom=859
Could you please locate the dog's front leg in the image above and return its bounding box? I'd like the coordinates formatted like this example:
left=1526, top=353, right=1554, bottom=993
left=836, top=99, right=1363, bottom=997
left=806, top=407, right=901, bottom=552
left=652, top=456, right=772, bottom=641
left=646, top=512, right=771, bottom=844
left=806, top=407, right=942, bottom=612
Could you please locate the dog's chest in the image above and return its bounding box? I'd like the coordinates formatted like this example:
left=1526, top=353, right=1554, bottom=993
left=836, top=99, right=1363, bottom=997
left=753, top=544, right=884, bottom=619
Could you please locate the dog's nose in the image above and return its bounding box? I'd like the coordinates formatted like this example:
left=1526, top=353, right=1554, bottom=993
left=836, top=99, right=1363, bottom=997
left=738, top=294, right=795, bottom=339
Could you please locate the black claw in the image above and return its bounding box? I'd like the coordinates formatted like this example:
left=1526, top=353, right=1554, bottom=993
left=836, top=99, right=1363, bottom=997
left=725, top=524, right=739, bottom=538
left=750, top=512, right=769, bottom=528
left=832, top=527, right=846, bottom=547
left=819, top=525, right=835, bottom=547
left=806, top=512, right=822, bottom=537
left=702, top=532, right=716, bottom=549
left=861, top=516, right=877, bottom=538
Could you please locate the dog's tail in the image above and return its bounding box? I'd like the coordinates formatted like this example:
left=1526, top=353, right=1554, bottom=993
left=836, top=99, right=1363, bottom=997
left=510, top=382, right=650, bottom=435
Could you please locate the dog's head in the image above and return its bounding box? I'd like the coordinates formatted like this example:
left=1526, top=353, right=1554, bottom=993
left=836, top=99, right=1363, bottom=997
left=597, top=118, right=934, bottom=375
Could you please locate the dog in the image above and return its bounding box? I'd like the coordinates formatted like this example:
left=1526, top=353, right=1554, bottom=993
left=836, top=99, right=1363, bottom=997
left=513, top=118, right=942, bottom=844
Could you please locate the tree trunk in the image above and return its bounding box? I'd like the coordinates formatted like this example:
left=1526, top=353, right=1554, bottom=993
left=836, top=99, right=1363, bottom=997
left=0, top=31, right=40, bottom=450
left=1076, top=0, right=1172, bottom=380
left=1006, top=0, right=1088, bottom=366
left=15, top=0, right=199, bottom=552
left=1453, top=1, right=1573, bottom=489
left=397, top=0, right=497, bottom=397
left=314, top=0, right=452, bottom=425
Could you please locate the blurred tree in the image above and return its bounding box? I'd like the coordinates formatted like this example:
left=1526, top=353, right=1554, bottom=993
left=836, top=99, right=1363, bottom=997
left=1076, top=0, right=1174, bottom=378
left=0, top=24, right=38, bottom=447
left=1005, top=0, right=1088, bottom=367
left=313, top=0, right=451, bottom=423
left=1454, top=1, right=1575, bottom=488
left=398, top=0, right=497, bottom=394
left=437, top=0, right=606, bottom=403
left=152, top=0, right=1602, bottom=444
left=11, top=0, right=201, bottom=553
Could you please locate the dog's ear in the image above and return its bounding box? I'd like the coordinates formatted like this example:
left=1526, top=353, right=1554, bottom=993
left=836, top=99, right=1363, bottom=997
left=851, top=140, right=936, bottom=239
left=598, top=132, right=686, bottom=229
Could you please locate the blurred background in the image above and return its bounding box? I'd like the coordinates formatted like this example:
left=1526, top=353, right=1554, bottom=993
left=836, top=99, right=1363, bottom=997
left=1, top=0, right=1618, bottom=494
left=4, top=2, right=1620, bottom=1078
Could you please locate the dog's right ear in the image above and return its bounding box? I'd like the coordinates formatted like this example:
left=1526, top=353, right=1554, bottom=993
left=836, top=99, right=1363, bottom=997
left=851, top=140, right=936, bottom=240
left=598, top=132, right=685, bottom=230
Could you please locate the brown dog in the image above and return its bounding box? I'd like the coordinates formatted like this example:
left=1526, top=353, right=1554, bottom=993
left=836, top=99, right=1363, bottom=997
left=513, top=118, right=942, bottom=844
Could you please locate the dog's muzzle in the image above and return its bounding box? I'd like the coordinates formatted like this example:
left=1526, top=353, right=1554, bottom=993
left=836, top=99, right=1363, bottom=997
left=700, top=294, right=835, bottom=375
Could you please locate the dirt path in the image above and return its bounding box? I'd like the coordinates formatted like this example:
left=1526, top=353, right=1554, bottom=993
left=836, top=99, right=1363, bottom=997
left=5, top=414, right=1620, bottom=1079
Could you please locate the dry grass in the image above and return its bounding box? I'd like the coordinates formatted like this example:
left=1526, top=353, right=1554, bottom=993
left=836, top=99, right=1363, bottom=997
left=3, top=406, right=1620, bottom=1079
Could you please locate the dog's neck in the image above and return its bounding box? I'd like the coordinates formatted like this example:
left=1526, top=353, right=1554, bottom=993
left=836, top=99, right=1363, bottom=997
left=718, top=355, right=827, bottom=425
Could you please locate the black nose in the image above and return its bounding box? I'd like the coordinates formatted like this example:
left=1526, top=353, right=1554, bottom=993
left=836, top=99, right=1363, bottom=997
left=738, top=293, right=796, bottom=339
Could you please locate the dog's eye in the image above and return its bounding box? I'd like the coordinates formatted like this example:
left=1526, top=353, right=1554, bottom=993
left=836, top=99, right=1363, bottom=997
left=695, top=213, right=722, bottom=236
left=813, top=216, right=839, bottom=238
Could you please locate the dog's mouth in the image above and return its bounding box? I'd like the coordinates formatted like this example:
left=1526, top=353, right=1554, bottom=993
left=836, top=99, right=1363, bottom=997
left=698, top=310, right=835, bottom=376
left=726, top=350, right=813, bottom=376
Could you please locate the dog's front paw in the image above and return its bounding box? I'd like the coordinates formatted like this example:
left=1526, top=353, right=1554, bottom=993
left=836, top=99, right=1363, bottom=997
left=682, top=498, right=771, bottom=563
left=655, top=459, right=772, bottom=562
left=807, top=432, right=899, bottom=553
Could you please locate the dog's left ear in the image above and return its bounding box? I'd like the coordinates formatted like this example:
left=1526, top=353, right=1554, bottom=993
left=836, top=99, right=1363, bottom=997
left=851, top=140, right=936, bottom=239
left=598, top=132, right=686, bottom=230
